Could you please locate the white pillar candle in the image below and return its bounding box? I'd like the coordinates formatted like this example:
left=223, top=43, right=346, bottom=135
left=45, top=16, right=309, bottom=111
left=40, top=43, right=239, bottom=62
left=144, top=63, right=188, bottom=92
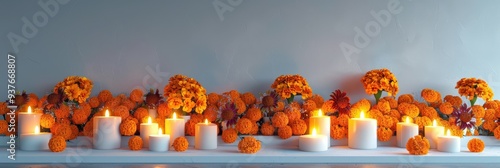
left=20, top=126, right=51, bottom=151
left=437, top=129, right=461, bottom=153
left=18, top=106, right=42, bottom=135
left=149, top=128, right=170, bottom=152
left=396, top=117, right=419, bottom=148
left=140, top=116, right=158, bottom=148
left=299, top=128, right=328, bottom=152
left=425, top=119, right=444, bottom=149
left=309, top=109, right=330, bottom=147
left=148, top=108, right=157, bottom=119
left=165, top=113, right=185, bottom=150
left=93, top=110, right=122, bottom=149
left=348, top=111, right=377, bottom=149
left=195, top=119, right=217, bottom=150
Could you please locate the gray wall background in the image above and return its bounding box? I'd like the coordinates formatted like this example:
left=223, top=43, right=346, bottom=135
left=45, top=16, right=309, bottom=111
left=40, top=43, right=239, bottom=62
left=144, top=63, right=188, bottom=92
left=1, top=0, right=500, bottom=103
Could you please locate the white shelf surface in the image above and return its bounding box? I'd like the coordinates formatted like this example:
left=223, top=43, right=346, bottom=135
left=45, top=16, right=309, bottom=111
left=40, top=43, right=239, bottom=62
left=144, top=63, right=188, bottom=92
left=1, top=136, right=499, bottom=164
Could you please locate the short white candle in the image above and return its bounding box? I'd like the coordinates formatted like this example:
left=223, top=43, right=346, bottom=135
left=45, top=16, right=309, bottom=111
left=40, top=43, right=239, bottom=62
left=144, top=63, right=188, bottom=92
left=437, top=129, right=461, bottom=153
left=309, top=109, right=330, bottom=147
left=299, top=128, right=328, bottom=152
left=149, top=128, right=170, bottom=152
left=20, top=126, right=51, bottom=151
left=195, top=119, right=217, bottom=150
left=425, top=119, right=444, bottom=149
left=18, top=106, right=42, bottom=135
left=140, top=116, right=158, bottom=148
left=93, top=110, right=122, bottom=149
left=165, top=113, right=185, bottom=150
left=348, top=111, right=377, bottom=149
left=396, top=117, right=419, bottom=148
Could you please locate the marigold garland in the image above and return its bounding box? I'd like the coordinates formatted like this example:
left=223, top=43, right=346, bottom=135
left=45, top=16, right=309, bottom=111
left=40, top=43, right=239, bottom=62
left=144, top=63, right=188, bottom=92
left=260, top=122, right=275, bottom=136
left=128, top=136, right=143, bottom=151
left=238, top=136, right=261, bottom=154
left=236, top=118, right=253, bottom=135
left=172, top=136, right=189, bottom=152
left=467, top=138, right=485, bottom=152
left=271, top=74, right=313, bottom=102
left=406, top=135, right=430, bottom=155
left=164, top=74, right=207, bottom=114
left=222, top=128, right=238, bottom=143
left=272, top=112, right=289, bottom=128
left=48, top=136, right=66, bottom=152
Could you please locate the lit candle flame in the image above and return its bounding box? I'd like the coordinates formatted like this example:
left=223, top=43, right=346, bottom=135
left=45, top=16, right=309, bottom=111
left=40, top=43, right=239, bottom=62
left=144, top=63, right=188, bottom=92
left=360, top=111, right=365, bottom=119
left=405, top=116, right=410, bottom=123
left=204, top=119, right=208, bottom=124
left=433, top=119, right=437, bottom=127
left=105, top=110, right=110, bottom=117
left=173, top=113, right=177, bottom=119
left=317, top=109, right=323, bottom=117
left=28, top=106, right=32, bottom=114
left=158, top=128, right=163, bottom=135
left=35, top=126, right=40, bottom=134
left=147, top=116, right=152, bottom=124
left=312, top=128, right=317, bottom=136
left=446, top=129, right=451, bottom=136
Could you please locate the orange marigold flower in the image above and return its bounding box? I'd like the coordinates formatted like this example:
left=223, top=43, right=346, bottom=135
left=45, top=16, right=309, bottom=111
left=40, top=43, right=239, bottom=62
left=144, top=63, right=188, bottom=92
left=49, top=136, right=66, bottom=152
left=203, top=105, right=219, bottom=122
left=129, top=89, right=144, bottom=103
left=448, top=125, right=464, bottom=138
left=496, top=110, right=500, bottom=119
left=241, top=92, right=256, bottom=105
left=377, top=100, right=391, bottom=114
left=414, top=116, right=432, bottom=131
left=54, top=124, right=72, bottom=140
left=406, top=135, right=430, bottom=155
left=351, top=99, right=371, bottom=114
left=467, top=138, right=485, bottom=152
left=494, top=126, right=500, bottom=140
left=156, top=102, right=171, bottom=118
left=222, top=128, right=238, bottom=143
left=278, top=125, right=292, bottom=139
left=439, top=102, right=454, bottom=115
left=69, top=124, right=79, bottom=140
left=483, top=101, right=498, bottom=110
left=89, top=96, right=100, bottom=108
left=104, top=98, right=120, bottom=109
left=72, top=109, right=88, bottom=125
left=234, top=99, right=246, bottom=115
left=455, top=78, right=494, bottom=102
left=308, top=94, right=325, bottom=109
left=421, top=88, right=440, bottom=103
left=54, top=104, right=70, bottom=119
left=250, top=122, right=259, bottom=135
left=361, top=68, right=399, bottom=96
left=330, top=125, right=347, bottom=139
left=398, top=94, right=414, bottom=104
left=274, top=101, right=285, bottom=112
left=284, top=106, right=301, bottom=122
left=377, top=115, right=394, bottom=128
left=128, top=136, right=143, bottom=151
left=207, top=93, right=220, bottom=105
left=337, top=114, right=350, bottom=127
left=368, top=109, right=382, bottom=119
left=484, top=109, right=497, bottom=121
left=398, top=103, right=419, bottom=118
left=330, top=116, right=339, bottom=126
left=421, top=106, right=439, bottom=120
left=471, top=105, right=485, bottom=118
left=185, top=119, right=199, bottom=136
left=133, top=107, right=149, bottom=122
left=382, top=96, right=398, bottom=109
left=260, top=122, right=275, bottom=136
left=238, top=136, right=261, bottom=154
left=0, top=102, right=9, bottom=115
left=302, top=100, right=317, bottom=112
left=121, top=98, right=137, bottom=111
left=167, top=97, right=183, bottom=110
left=322, top=100, right=335, bottom=113
left=120, top=119, right=137, bottom=136
left=377, top=127, right=393, bottom=142
left=0, top=120, right=8, bottom=135
left=40, top=114, right=55, bottom=128
left=172, top=136, right=189, bottom=152
left=272, top=112, right=289, bottom=128
left=389, top=109, right=401, bottom=121
left=290, top=119, right=307, bottom=135
left=236, top=118, right=253, bottom=135
left=245, top=107, right=262, bottom=122
left=98, top=90, right=113, bottom=103
left=83, top=119, right=94, bottom=137
left=113, top=105, right=130, bottom=119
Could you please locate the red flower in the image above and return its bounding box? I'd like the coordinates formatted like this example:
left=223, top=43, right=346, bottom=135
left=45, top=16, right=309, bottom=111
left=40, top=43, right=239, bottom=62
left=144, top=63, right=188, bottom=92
left=330, top=89, right=351, bottom=115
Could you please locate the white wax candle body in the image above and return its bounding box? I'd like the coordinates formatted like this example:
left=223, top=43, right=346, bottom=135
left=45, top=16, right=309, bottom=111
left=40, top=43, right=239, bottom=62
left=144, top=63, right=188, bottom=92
left=425, top=126, right=444, bottom=149
left=20, top=133, right=51, bottom=151
left=195, top=123, right=217, bottom=150
left=140, top=123, right=158, bottom=148
left=148, top=108, right=157, bottom=119
left=299, top=134, right=328, bottom=152
left=149, top=134, right=170, bottom=152
left=348, top=118, right=377, bottom=149
left=93, top=116, right=122, bottom=149
left=18, top=112, right=42, bottom=135
left=309, top=116, right=331, bottom=147
left=165, top=118, right=185, bottom=149
left=396, top=123, right=419, bottom=148
left=437, top=136, right=460, bottom=153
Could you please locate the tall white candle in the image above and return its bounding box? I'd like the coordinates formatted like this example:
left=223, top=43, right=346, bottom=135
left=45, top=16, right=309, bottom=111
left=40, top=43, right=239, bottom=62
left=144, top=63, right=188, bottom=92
left=140, top=116, right=158, bottom=148
left=437, top=129, right=460, bottom=153
left=348, top=111, right=377, bottom=149
left=425, top=119, right=444, bottom=149
left=20, top=126, right=51, bottom=151
left=165, top=113, right=185, bottom=150
left=396, top=117, right=419, bottom=148
left=195, top=119, right=217, bottom=150
left=18, top=106, right=42, bottom=135
left=299, top=128, right=328, bottom=152
left=309, top=109, right=330, bottom=147
left=149, top=128, right=170, bottom=152
left=93, top=110, right=122, bottom=149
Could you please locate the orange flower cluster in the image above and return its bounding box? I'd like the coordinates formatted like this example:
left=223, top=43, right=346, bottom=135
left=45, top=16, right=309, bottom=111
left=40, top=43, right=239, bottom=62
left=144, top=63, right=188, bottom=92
left=222, top=128, right=238, bottom=143
left=53, top=76, right=93, bottom=103
left=128, top=136, right=143, bottom=151
left=172, top=136, right=189, bottom=152
left=290, top=119, right=307, bottom=135
left=278, top=125, right=292, bottom=139
left=467, top=138, right=485, bottom=152
left=361, top=68, right=398, bottom=96
left=120, top=119, right=137, bottom=136
left=455, top=78, right=494, bottom=102
left=0, top=120, right=8, bottom=135
left=421, top=88, right=441, bottom=103
left=272, top=112, right=289, bottom=128
left=238, top=136, right=261, bottom=154
left=271, top=74, right=313, bottom=100
left=406, top=135, right=430, bottom=155
left=260, top=122, right=275, bottom=136
left=164, top=74, right=207, bottom=114
left=48, top=136, right=66, bottom=152
left=236, top=118, right=253, bottom=135
left=377, top=127, right=393, bottom=142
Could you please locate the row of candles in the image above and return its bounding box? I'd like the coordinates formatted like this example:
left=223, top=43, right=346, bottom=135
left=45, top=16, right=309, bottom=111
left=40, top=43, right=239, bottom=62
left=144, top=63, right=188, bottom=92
left=17, top=107, right=460, bottom=152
